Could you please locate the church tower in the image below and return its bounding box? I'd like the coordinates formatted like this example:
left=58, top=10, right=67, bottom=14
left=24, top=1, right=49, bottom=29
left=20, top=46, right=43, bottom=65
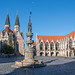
left=5, top=13, right=10, bottom=29
left=14, top=14, right=20, bottom=32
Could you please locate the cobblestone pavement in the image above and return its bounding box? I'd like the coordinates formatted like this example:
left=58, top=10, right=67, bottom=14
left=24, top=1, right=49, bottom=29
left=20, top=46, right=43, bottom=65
left=0, top=56, right=75, bottom=75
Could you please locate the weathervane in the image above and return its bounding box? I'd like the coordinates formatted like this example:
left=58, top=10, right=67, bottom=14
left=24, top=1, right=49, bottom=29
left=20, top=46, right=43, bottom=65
left=30, top=11, right=32, bottom=15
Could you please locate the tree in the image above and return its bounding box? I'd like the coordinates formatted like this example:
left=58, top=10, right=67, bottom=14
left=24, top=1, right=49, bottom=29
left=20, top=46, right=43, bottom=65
left=1, top=37, right=15, bottom=57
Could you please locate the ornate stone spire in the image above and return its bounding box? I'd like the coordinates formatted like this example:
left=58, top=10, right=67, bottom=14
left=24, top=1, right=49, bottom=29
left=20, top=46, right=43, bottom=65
left=5, top=13, right=10, bottom=25
left=28, top=16, right=32, bottom=26
left=26, top=15, right=34, bottom=48
left=14, top=12, right=45, bottom=68
left=14, top=14, right=20, bottom=32
left=15, top=14, right=20, bottom=26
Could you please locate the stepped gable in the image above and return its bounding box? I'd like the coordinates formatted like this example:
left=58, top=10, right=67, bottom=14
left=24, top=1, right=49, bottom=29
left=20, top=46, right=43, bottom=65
left=37, top=31, right=75, bottom=43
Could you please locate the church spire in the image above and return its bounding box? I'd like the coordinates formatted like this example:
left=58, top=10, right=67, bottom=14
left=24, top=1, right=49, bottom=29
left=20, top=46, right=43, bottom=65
left=14, top=13, right=20, bottom=32
left=5, top=13, right=10, bottom=25
left=28, top=16, right=32, bottom=25
left=5, top=13, right=10, bottom=29
left=28, top=12, right=32, bottom=25
left=28, top=12, right=32, bottom=33
left=15, top=14, right=20, bottom=26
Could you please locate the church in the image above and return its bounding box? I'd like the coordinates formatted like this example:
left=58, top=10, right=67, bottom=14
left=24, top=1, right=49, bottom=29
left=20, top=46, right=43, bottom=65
left=36, top=31, right=75, bottom=57
left=0, top=13, right=24, bottom=55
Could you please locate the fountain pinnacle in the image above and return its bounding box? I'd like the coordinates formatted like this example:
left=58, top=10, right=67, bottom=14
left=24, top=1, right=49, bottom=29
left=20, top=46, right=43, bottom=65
left=13, top=13, right=45, bottom=68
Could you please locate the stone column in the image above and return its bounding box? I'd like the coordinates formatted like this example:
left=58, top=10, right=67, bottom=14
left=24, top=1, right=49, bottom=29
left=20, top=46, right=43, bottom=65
left=49, top=43, right=51, bottom=56
left=65, top=42, right=67, bottom=57
left=68, top=38, right=70, bottom=57
left=54, top=43, right=56, bottom=56
left=43, top=44, right=45, bottom=56
left=68, top=51, right=70, bottom=57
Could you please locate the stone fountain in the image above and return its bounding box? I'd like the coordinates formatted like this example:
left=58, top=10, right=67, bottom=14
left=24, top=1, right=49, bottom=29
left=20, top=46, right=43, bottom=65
left=14, top=14, right=45, bottom=68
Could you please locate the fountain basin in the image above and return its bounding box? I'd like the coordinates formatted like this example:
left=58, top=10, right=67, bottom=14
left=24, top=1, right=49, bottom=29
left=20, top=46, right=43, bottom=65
left=13, top=59, right=46, bottom=68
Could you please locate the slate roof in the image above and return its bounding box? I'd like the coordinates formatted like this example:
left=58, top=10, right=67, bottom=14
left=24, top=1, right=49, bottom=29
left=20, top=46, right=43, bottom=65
left=15, top=14, right=20, bottom=26
left=5, top=13, right=10, bottom=25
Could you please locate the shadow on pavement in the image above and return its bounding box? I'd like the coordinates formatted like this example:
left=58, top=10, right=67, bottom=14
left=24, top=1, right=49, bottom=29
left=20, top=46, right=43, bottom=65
left=45, top=59, right=58, bottom=63
left=4, top=61, right=75, bottom=75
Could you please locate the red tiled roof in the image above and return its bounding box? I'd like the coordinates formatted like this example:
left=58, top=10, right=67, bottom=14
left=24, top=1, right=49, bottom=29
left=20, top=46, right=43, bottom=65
left=38, top=31, right=75, bottom=43
left=38, top=36, right=64, bottom=43
left=20, top=33, right=23, bottom=38
left=65, top=31, right=75, bottom=38
left=2, top=27, right=12, bottom=34
left=2, top=27, right=23, bottom=38
left=11, top=30, right=15, bottom=33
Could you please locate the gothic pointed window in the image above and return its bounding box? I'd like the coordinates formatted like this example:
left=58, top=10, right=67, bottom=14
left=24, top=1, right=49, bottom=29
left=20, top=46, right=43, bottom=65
left=50, top=42, right=54, bottom=50
left=40, top=42, right=44, bottom=51
left=55, top=42, right=59, bottom=51
left=69, top=39, right=72, bottom=49
left=45, top=42, right=49, bottom=51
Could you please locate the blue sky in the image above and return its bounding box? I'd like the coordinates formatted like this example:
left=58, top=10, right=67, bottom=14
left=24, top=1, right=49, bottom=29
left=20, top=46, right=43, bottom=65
left=0, top=0, right=75, bottom=43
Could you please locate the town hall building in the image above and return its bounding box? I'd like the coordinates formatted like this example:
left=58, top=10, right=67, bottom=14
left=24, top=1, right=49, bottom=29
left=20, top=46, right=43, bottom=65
left=36, top=31, right=75, bottom=57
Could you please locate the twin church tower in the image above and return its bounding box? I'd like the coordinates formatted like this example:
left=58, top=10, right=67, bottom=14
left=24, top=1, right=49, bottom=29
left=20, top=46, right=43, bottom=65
left=5, top=13, right=20, bottom=32
left=0, top=13, right=28, bottom=55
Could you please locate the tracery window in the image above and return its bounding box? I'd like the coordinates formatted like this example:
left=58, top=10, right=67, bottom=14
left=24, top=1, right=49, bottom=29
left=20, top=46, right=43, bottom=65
left=50, top=42, right=54, bottom=50
left=55, top=42, right=59, bottom=50
left=69, top=39, right=72, bottom=49
left=40, top=42, right=44, bottom=51
left=45, top=42, right=49, bottom=51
